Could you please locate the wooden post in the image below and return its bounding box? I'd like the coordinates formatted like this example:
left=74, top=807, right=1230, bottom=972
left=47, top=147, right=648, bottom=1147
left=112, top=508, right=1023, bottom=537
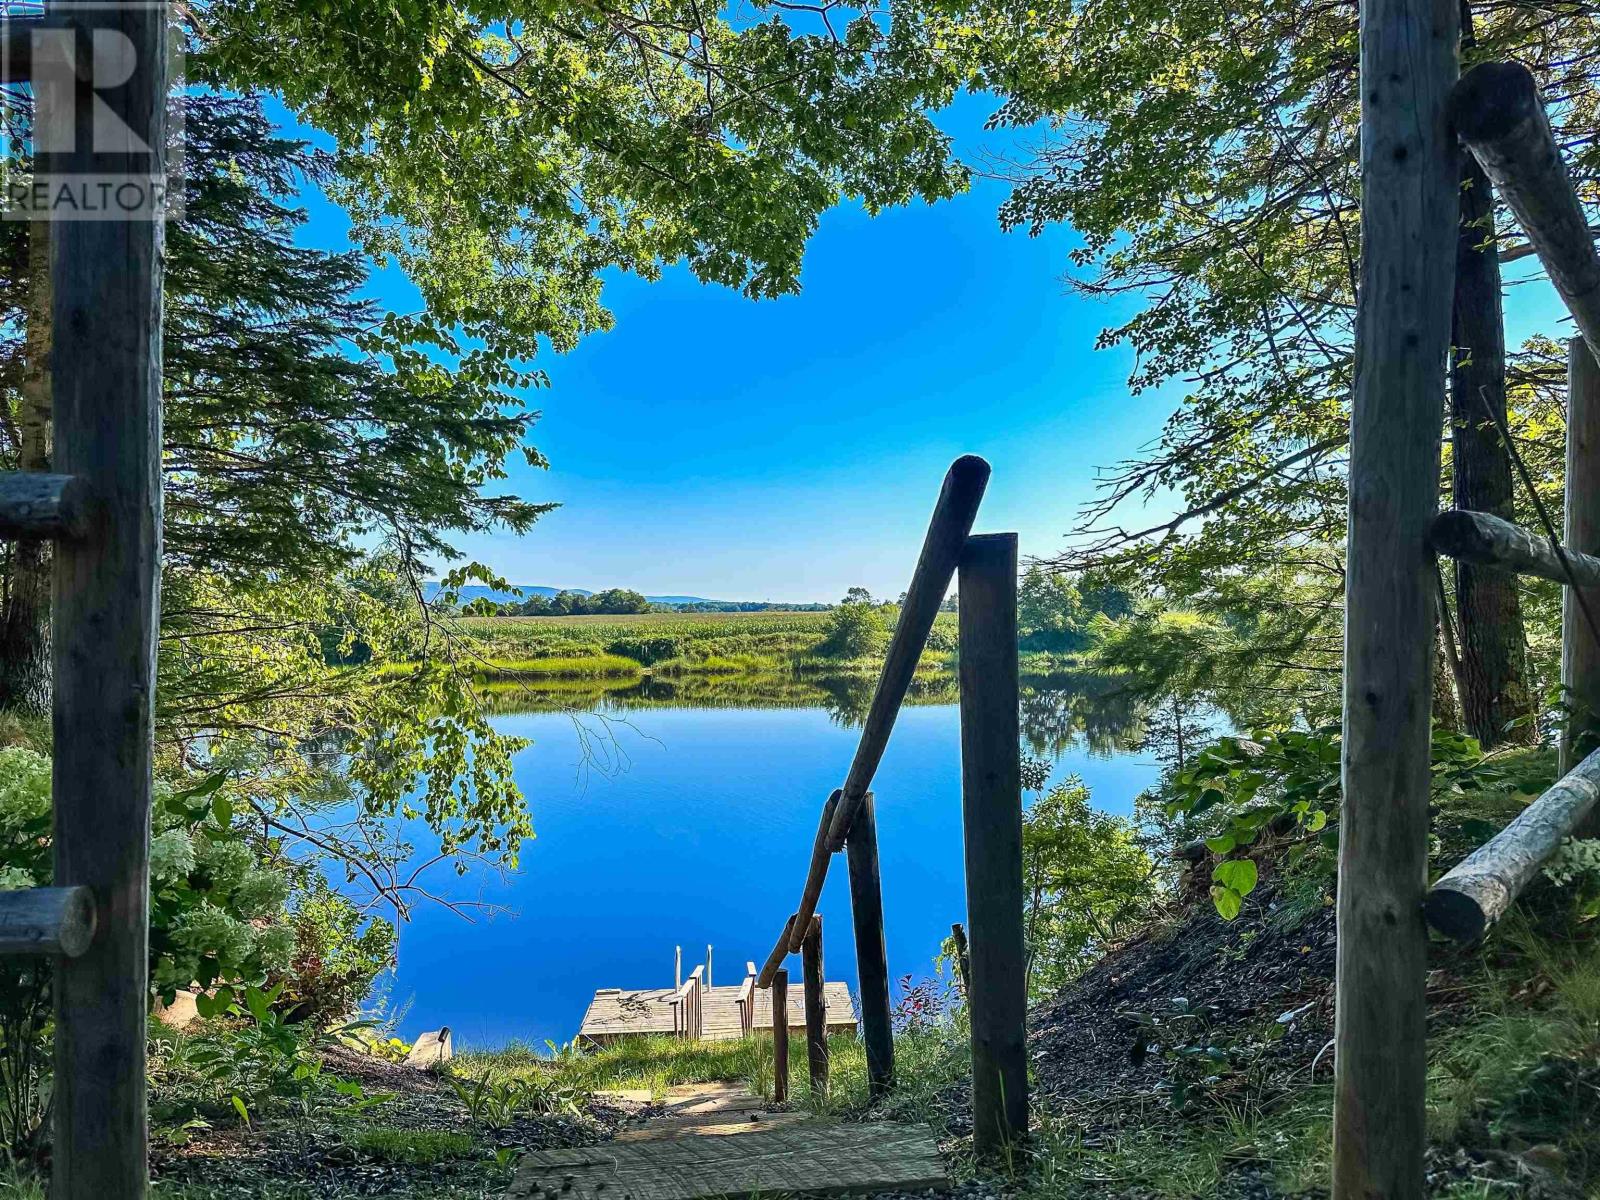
left=958, top=532, right=1027, bottom=1155
left=44, top=3, right=168, bottom=1197
left=706, top=944, right=713, bottom=989
left=1335, top=0, right=1459, bottom=1193
left=675, top=945, right=681, bottom=989
left=801, top=916, right=828, bottom=1098
left=1563, top=337, right=1600, bottom=777
left=772, top=969, right=790, bottom=1104
left=846, top=793, right=893, bottom=1100
left=950, top=922, right=971, bottom=995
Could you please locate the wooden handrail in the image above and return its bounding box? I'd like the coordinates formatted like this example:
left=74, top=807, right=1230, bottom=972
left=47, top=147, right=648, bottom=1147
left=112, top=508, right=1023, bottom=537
left=1426, top=746, right=1600, bottom=942
left=826, top=455, right=990, bottom=850
left=1450, top=62, right=1600, bottom=365
left=1430, top=509, right=1600, bottom=587
left=757, top=457, right=990, bottom=988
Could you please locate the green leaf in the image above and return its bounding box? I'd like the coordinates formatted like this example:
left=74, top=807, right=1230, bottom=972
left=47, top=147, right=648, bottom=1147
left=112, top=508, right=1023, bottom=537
left=1213, top=858, right=1259, bottom=897
left=212, top=793, right=233, bottom=829
left=1210, top=885, right=1243, bottom=921
left=231, top=1095, right=251, bottom=1126
left=1204, top=834, right=1236, bottom=855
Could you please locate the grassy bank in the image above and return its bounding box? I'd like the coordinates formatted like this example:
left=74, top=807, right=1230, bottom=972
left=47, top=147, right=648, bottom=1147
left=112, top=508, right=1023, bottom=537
left=445, top=610, right=961, bottom=681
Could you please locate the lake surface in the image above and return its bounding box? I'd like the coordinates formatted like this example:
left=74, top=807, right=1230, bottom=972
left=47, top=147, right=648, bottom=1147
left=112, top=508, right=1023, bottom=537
left=387, top=682, right=1161, bottom=1049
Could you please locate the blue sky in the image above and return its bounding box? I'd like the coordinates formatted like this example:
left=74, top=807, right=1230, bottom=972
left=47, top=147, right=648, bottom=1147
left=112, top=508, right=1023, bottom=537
left=287, top=92, right=1573, bottom=605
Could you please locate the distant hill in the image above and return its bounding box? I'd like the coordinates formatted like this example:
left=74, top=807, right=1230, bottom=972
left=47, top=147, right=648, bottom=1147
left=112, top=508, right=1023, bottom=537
left=423, top=583, right=825, bottom=611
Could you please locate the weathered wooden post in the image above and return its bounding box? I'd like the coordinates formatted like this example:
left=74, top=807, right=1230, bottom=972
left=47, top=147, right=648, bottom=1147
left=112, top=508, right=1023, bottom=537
left=958, top=532, right=1027, bottom=1155
left=1563, top=337, right=1600, bottom=777
left=36, top=3, right=168, bottom=1197
left=801, top=916, right=828, bottom=1097
left=1334, top=0, right=1459, bottom=1193
left=846, top=793, right=894, bottom=1100
left=772, top=968, right=790, bottom=1104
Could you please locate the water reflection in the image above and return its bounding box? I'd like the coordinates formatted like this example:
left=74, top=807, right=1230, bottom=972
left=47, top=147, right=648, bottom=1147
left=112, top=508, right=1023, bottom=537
left=479, top=668, right=1151, bottom=761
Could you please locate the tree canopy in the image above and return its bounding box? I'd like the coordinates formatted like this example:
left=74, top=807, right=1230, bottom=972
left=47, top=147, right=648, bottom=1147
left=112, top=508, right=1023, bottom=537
left=193, top=0, right=971, bottom=362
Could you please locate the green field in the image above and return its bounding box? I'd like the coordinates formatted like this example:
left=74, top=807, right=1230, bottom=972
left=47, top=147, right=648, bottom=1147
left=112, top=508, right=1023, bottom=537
left=445, top=609, right=960, bottom=681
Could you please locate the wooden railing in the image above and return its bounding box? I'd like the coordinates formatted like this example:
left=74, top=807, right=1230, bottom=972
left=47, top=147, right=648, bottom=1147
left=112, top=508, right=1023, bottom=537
left=667, top=965, right=705, bottom=1040
left=1334, top=48, right=1600, bottom=1196
left=736, top=961, right=757, bottom=1038
left=750, top=456, right=1028, bottom=1153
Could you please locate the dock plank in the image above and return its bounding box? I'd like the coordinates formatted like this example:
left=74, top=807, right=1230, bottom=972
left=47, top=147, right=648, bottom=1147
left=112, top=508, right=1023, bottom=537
left=506, top=1121, right=948, bottom=1200
left=579, top=983, right=855, bottom=1044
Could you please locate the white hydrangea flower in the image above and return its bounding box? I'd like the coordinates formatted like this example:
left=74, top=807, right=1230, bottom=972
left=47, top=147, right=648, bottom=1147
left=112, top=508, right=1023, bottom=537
left=0, top=866, right=35, bottom=890
left=196, top=838, right=253, bottom=890
left=171, top=900, right=254, bottom=965
left=149, top=829, right=196, bottom=881
left=255, top=924, right=295, bottom=972
left=232, top=868, right=290, bottom=919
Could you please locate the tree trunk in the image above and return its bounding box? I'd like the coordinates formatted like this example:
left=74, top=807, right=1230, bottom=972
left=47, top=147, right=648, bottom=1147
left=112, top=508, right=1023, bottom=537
left=1434, top=621, right=1462, bottom=731
left=0, top=219, right=52, bottom=714
left=1451, top=138, right=1534, bottom=748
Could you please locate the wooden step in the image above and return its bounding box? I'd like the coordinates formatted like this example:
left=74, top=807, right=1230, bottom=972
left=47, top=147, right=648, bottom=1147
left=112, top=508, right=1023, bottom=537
left=506, top=1120, right=948, bottom=1200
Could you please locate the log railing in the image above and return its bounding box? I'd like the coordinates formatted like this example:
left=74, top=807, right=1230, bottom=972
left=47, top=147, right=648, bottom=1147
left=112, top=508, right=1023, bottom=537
left=749, top=455, right=1028, bottom=1154
left=1413, top=62, right=1600, bottom=950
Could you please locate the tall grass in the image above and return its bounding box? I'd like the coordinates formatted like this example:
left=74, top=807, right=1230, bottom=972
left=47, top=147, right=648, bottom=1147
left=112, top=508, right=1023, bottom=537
left=455, top=1026, right=969, bottom=1122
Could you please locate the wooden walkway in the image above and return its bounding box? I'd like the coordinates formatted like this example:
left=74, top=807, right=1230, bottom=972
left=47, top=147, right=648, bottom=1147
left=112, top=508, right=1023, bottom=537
left=506, top=1083, right=948, bottom=1200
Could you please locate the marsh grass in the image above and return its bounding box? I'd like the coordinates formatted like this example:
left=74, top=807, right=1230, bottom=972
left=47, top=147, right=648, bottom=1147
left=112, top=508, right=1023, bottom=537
left=442, top=611, right=959, bottom=682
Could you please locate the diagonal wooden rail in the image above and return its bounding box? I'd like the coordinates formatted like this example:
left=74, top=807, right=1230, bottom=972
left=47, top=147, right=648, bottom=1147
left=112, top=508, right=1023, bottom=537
left=756, top=454, right=990, bottom=992
left=748, top=455, right=1027, bottom=1156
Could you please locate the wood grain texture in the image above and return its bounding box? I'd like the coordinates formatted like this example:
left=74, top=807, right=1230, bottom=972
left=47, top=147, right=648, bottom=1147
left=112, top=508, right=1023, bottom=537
left=1430, top=509, right=1600, bottom=587
left=958, top=533, right=1027, bottom=1156
left=1335, top=0, right=1459, bottom=1194
left=771, top=970, right=789, bottom=1104
left=756, top=914, right=796, bottom=990
left=1563, top=338, right=1600, bottom=777
left=0, top=472, right=87, bottom=539
left=1450, top=62, right=1600, bottom=364
left=802, top=916, right=828, bottom=1097
left=507, top=1120, right=948, bottom=1200
left=824, top=455, right=990, bottom=851
left=847, top=793, right=894, bottom=1100
left=0, top=885, right=94, bottom=956
left=785, top=791, right=842, bottom=954
left=1426, top=745, right=1600, bottom=941
left=46, top=2, right=168, bottom=1196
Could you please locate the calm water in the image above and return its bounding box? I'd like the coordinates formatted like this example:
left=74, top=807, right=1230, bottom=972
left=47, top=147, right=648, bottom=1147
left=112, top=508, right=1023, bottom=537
left=387, top=685, right=1160, bottom=1049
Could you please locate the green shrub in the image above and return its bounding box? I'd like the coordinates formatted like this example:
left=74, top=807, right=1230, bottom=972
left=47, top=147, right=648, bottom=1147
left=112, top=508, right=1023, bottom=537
left=274, top=882, right=397, bottom=1026
left=820, top=602, right=888, bottom=659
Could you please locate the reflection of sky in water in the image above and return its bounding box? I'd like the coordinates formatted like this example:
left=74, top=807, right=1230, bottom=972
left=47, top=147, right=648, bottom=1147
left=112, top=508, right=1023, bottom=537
left=386, top=693, right=1159, bottom=1051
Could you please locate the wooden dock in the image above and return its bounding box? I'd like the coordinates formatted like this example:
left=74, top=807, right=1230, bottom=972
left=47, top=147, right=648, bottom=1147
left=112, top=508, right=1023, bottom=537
left=578, top=980, right=855, bottom=1044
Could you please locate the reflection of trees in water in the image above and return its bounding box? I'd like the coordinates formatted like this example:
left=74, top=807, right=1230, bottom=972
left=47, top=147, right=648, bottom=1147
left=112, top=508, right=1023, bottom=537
left=480, top=668, right=1152, bottom=762
left=1019, top=672, right=1148, bottom=760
